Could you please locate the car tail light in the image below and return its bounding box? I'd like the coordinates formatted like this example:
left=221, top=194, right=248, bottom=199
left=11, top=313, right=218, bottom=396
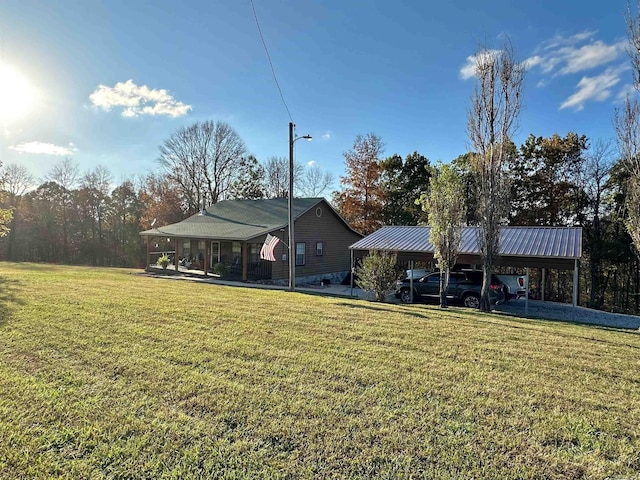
left=490, top=284, right=501, bottom=290
left=518, top=277, right=524, bottom=287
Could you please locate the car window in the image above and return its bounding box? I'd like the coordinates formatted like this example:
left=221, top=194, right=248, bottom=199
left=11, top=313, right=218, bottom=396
left=450, top=273, right=465, bottom=283
left=427, top=274, right=440, bottom=283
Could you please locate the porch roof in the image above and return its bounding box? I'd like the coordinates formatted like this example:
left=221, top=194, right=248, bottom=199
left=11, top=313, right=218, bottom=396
left=139, top=197, right=326, bottom=242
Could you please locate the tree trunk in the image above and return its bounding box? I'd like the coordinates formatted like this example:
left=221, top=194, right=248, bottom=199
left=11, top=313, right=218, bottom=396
left=480, top=263, right=492, bottom=311
left=439, top=269, right=449, bottom=308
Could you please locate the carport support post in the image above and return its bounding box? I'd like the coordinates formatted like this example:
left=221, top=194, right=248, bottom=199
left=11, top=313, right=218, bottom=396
left=541, top=268, right=546, bottom=302
left=572, top=259, right=579, bottom=307
left=409, top=260, right=414, bottom=303
left=525, top=267, right=529, bottom=316
left=350, top=250, right=354, bottom=297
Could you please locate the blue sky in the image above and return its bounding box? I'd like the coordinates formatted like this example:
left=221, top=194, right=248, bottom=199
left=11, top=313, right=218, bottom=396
left=0, top=0, right=633, bottom=190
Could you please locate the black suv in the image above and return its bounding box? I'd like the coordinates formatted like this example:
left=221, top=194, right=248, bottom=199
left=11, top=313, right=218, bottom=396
left=395, top=270, right=505, bottom=308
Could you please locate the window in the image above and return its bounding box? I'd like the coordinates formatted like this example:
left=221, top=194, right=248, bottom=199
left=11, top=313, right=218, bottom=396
left=182, top=240, right=191, bottom=258
left=296, top=242, right=306, bottom=266
left=316, top=241, right=323, bottom=256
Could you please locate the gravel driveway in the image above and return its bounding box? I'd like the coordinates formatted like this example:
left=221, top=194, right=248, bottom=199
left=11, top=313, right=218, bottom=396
left=494, top=299, right=640, bottom=330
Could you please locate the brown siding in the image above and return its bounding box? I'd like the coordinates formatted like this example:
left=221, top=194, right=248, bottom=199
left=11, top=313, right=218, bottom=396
left=271, top=200, right=362, bottom=280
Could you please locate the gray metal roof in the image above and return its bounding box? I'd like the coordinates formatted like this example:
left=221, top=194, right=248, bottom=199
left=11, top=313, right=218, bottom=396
left=140, top=198, right=351, bottom=241
left=350, top=226, right=582, bottom=259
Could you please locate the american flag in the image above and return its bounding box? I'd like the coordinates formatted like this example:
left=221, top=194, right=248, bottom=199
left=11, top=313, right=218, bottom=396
left=260, top=233, right=280, bottom=262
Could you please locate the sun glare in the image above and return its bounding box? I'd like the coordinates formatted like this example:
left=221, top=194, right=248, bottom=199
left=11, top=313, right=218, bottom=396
left=0, top=63, right=36, bottom=122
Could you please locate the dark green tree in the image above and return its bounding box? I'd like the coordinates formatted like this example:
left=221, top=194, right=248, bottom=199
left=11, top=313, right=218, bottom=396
left=508, top=132, right=589, bottom=226
left=379, top=152, right=431, bottom=225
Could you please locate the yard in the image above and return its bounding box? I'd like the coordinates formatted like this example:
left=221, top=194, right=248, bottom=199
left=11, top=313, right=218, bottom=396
left=0, top=263, right=638, bottom=479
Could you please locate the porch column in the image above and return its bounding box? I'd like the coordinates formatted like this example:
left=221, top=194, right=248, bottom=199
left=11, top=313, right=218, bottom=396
left=203, top=241, right=209, bottom=276
left=242, top=242, right=248, bottom=282
left=145, top=237, right=150, bottom=271
left=541, top=268, right=546, bottom=302
left=174, top=238, right=179, bottom=272
left=572, top=259, right=579, bottom=307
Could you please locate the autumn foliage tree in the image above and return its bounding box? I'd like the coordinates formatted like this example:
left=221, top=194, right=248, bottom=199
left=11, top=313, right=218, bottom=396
left=332, top=133, right=385, bottom=234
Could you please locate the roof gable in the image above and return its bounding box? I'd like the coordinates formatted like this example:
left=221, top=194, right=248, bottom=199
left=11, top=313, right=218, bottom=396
left=140, top=198, right=358, bottom=241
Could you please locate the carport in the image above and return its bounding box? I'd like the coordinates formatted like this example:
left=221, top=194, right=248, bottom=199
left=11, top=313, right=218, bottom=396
left=349, top=226, right=583, bottom=308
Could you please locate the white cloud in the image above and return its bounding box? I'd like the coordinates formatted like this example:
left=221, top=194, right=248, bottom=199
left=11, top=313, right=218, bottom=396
left=322, top=131, right=332, bottom=140
left=528, top=32, right=626, bottom=77
left=459, top=50, right=500, bottom=80
left=616, top=83, right=638, bottom=102
left=89, top=79, right=192, bottom=118
left=542, top=30, right=598, bottom=51
left=560, top=66, right=626, bottom=111
left=557, top=40, right=626, bottom=75
left=9, top=141, right=78, bottom=156
left=307, top=160, right=316, bottom=167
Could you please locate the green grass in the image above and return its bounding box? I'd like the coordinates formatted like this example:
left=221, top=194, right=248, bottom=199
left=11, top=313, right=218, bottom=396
left=0, top=262, right=639, bottom=479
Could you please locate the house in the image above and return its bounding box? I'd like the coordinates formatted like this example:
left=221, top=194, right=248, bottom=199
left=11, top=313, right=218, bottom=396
left=140, top=197, right=362, bottom=285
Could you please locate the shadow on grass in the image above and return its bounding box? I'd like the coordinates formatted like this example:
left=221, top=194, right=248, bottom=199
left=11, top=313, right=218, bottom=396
left=0, top=275, right=24, bottom=327
left=335, top=301, right=445, bottom=321
left=475, top=313, right=640, bottom=350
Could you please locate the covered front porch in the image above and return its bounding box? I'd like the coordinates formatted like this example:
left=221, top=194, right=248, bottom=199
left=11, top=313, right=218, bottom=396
left=144, top=235, right=273, bottom=281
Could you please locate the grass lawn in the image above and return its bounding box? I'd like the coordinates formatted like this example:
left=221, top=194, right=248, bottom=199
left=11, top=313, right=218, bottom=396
left=0, top=262, right=639, bottom=479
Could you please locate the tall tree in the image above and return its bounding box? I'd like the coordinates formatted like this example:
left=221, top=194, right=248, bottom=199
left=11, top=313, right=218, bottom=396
left=299, top=164, right=334, bottom=198
left=332, top=133, right=385, bottom=234
left=229, top=155, right=265, bottom=200
left=0, top=161, right=14, bottom=238
left=581, top=139, right=615, bottom=308
left=1, top=164, right=33, bottom=258
left=138, top=173, right=186, bottom=229
left=467, top=41, right=525, bottom=311
left=509, top=132, right=589, bottom=226
left=615, top=3, right=640, bottom=259
left=47, top=158, right=79, bottom=262
left=158, top=121, right=247, bottom=213
left=379, top=152, right=431, bottom=226
left=418, top=163, right=466, bottom=307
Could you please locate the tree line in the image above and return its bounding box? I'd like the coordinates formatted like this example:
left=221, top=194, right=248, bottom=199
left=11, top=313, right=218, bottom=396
left=0, top=122, right=334, bottom=268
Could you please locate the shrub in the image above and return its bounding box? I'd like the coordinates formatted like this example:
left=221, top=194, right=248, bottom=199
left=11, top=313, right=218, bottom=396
left=212, top=262, right=228, bottom=276
left=157, top=254, right=170, bottom=269
left=356, top=251, right=399, bottom=302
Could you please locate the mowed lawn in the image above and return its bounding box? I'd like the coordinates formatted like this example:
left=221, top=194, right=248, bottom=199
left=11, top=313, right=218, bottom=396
left=0, top=263, right=638, bottom=479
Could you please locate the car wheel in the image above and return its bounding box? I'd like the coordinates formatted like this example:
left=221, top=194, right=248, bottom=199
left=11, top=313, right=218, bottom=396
left=462, top=293, right=480, bottom=309
left=400, top=288, right=414, bottom=304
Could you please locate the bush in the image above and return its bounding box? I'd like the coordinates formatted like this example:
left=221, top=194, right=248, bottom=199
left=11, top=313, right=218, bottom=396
left=356, top=251, right=399, bottom=302
left=212, top=262, right=228, bottom=276
left=157, top=254, right=170, bottom=269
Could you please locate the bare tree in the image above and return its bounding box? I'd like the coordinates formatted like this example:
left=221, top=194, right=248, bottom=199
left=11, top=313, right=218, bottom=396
left=614, top=3, right=640, bottom=258
left=1, top=164, right=33, bottom=254
left=3, top=164, right=34, bottom=201
left=47, top=157, right=79, bottom=190
left=580, top=139, right=615, bottom=308
left=158, top=121, right=247, bottom=213
left=299, top=165, right=334, bottom=198
left=467, top=41, right=525, bottom=311
left=47, top=158, right=80, bottom=262
left=262, top=156, right=306, bottom=198
left=615, top=98, right=640, bottom=255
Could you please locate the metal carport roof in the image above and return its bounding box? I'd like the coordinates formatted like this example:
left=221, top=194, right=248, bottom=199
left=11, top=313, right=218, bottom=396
left=349, top=226, right=582, bottom=270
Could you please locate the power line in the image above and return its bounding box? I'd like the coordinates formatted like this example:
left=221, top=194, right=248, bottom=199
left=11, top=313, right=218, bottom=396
left=250, top=0, right=294, bottom=124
